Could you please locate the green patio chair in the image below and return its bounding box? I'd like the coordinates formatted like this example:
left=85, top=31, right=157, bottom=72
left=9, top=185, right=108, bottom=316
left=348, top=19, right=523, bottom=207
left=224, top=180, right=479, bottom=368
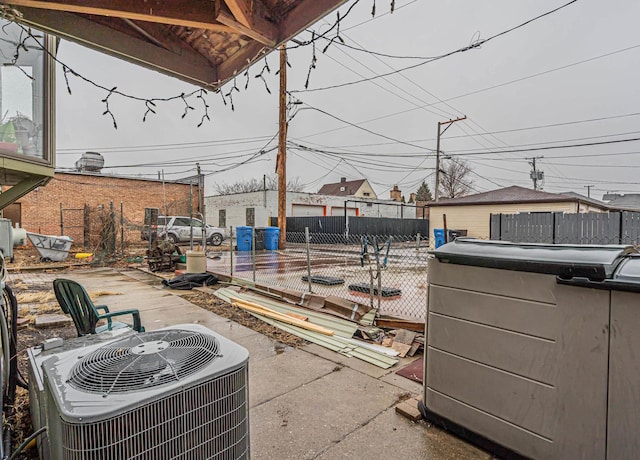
left=53, top=278, right=145, bottom=336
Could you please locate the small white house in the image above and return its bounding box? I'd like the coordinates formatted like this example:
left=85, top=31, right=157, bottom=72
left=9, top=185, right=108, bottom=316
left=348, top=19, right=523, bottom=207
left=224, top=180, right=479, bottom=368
left=204, top=190, right=418, bottom=230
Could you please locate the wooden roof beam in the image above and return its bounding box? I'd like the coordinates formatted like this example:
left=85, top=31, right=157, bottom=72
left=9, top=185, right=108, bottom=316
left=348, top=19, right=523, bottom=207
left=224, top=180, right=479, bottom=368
left=218, top=0, right=277, bottom=47
left=16, top=7, right=220, bottom=88
left=280, top=0, right=349, bottom=44
left=215, top=40, right=266, bottom=85
left=222, top=0, right=253, bottom=28
left=6, top=0, right=227, bottom=31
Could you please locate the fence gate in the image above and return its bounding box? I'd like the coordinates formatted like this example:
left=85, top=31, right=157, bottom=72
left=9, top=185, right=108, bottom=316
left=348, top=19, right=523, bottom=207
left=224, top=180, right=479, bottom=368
left=60, top=203, right=86, bottom=246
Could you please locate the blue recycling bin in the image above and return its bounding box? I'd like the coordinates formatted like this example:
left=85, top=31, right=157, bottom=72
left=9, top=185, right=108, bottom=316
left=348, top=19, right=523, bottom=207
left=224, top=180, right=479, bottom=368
left=264, top=226, right=280, bottom=250
left=236, top=226, right=253, bottom=251
left=434, top=228, right=446, bottom=248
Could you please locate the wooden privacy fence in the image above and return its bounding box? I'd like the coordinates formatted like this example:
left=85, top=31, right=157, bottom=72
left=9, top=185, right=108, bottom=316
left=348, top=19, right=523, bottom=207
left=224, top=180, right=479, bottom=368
left=491, top=211, right=640, bottom=245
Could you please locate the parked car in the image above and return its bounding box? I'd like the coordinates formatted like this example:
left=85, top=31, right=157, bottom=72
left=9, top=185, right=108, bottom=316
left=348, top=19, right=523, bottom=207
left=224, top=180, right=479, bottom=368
left=141, top=216, right=227, bottom=246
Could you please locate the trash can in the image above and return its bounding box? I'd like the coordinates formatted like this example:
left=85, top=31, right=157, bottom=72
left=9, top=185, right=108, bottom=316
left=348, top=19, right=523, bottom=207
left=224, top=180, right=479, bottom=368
left=433, top=228, right=446, bottom=248
left=447, top=229, right=467, bottom=242
left=236, top=226, right=252, bottom=251
left=254, top=227, right=266, bottom=250
left=264, top=227, right=280, bottom=250
left=424, top=238, right=640, bottom=460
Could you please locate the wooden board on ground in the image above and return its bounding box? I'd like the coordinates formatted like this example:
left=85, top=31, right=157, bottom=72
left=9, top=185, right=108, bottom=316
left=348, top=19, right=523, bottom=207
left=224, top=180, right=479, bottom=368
left=391, top=341, right=412, bottom=358
left=393, top=329, right=417, bottom=345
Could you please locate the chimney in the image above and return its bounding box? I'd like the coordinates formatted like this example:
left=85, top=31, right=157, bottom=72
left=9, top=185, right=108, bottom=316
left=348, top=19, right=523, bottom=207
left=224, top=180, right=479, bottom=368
left=340, top=177, right=347, bottom=183
left=390, top=185, right=401, bottom=202
left=410, top=192, right=416, bottom=202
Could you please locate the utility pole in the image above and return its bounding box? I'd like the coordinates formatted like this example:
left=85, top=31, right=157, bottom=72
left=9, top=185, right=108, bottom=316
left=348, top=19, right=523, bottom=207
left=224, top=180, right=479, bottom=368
left=435, top=116, right=466, bottom=201
left=276, top=44, right=287, bottom=249
left=526, top=156, right=544, bottom=190
left=584, top=185, right=594, bottom=198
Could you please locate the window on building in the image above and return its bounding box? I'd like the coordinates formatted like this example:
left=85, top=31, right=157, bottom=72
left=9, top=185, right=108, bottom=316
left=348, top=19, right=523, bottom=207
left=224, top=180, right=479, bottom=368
left=246, top=208, right=255, bottom=226
left=340, top=186, right=345, bottom=192
left=0, top=19, right=53, bottom=162
left=219, top=209, right=226, bottom=227
left=367, top=203, right=373, bottom=207
left=363, top=192, right=370, bottom=196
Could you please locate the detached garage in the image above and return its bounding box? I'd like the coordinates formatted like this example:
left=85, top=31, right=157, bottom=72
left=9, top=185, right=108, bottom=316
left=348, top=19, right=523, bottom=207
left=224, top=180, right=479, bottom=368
left=429, top=186, right=611, bottom=241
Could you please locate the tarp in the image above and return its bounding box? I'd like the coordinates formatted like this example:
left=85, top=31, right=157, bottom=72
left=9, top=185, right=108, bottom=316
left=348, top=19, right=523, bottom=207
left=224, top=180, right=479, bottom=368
left=162, top=273, right=218, bottom=290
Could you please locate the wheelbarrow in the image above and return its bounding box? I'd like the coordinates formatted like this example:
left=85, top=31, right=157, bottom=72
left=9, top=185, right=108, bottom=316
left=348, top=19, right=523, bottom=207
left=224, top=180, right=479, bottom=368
left=26, top=232, right=73, bottom=262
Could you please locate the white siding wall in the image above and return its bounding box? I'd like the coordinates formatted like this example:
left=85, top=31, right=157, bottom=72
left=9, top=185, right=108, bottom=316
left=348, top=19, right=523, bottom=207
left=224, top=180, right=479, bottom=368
left=205, top=191, right=419, bottom=230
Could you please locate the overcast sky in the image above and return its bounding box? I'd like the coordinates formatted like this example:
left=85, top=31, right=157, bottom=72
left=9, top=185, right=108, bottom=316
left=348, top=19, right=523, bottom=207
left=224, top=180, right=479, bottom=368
left=53, top=0, right=640, bottom=200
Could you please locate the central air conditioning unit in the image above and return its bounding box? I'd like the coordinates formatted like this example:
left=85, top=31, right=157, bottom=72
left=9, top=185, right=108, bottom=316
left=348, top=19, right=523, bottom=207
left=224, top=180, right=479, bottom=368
left=28, top=324, right=250, bottom=460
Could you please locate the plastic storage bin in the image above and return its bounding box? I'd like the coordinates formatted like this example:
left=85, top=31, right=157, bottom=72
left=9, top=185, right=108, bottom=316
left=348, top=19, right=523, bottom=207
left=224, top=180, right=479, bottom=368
left=425, top=239, right=640, bottom=459
left=264, top=227, right=280, bottom=250
left=236, top=226, right=252, bottom=251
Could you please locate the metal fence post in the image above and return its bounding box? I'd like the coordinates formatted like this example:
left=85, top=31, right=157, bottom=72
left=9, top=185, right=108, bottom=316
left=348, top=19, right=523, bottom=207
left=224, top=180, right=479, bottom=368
left=416, top=232, right=421, bottom=249
left=230, top=226, right=234, bottom=278
left=83, top=204, right=90, bottom=248
left=251, top=227, right=256, bottom=283
left=305, top=227, right=312, bottom=293
left=110, top=201, right=116, bottom=256
left=120, top=202, right=124, bottom=257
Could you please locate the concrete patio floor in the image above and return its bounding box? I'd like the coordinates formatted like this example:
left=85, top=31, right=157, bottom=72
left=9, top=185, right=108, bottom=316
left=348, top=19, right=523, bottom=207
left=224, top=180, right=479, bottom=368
left=11, top=267, right=491, bottom=460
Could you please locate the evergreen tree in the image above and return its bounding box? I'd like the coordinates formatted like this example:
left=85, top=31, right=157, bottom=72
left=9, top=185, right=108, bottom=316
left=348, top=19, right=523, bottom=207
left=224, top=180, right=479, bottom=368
left=415, top=181, right=433, bottom=202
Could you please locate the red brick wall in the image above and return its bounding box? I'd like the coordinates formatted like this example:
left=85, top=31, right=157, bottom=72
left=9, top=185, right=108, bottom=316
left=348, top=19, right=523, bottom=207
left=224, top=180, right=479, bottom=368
left=11, top=172, right=199, bottom=246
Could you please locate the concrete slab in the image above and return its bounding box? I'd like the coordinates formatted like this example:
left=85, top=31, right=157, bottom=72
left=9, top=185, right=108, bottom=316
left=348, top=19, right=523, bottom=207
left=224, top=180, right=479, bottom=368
left=248, top=348, right=338, bottom=408
left=249, top=366, right=403, bottom=460
left=315, top=407, right=492, bottom=460
left=231, top=331, right=287, bottom=362
left=380, top=366, right=424, bottom=395
left=302, top=342, right=398, bottom=379
left=13, top=266, right=490, bottom=459
left=34, top=314, right=73, bottom=328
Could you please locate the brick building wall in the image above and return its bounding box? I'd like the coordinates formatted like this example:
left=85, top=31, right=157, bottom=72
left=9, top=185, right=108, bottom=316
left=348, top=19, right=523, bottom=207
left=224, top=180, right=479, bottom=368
left=7, top=172, right=199, bottom=247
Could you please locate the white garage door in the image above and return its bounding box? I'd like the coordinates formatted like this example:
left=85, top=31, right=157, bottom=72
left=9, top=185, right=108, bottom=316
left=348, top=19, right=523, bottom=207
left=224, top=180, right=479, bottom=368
left=291, top=204, right=325, bottom=217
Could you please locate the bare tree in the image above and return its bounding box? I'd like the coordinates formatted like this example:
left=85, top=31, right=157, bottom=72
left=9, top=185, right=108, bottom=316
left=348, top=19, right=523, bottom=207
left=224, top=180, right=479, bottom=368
left=214, top=174, right=304, bottom=195
left=438, top=158, right=474, bottom=199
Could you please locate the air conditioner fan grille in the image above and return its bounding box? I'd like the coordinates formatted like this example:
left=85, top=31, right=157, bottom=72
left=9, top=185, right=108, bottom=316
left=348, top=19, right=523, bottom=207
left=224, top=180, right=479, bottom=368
left=67, top=329, right=221, bottom=395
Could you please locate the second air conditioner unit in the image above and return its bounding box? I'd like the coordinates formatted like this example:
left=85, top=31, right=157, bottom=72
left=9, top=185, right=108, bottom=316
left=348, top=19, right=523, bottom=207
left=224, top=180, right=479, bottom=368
left=36, top=324, right=250, bottom=460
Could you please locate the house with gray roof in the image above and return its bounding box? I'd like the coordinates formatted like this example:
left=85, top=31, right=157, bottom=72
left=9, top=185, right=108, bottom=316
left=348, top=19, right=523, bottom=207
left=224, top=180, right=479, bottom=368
left=317, top=178, right=377, bottom=199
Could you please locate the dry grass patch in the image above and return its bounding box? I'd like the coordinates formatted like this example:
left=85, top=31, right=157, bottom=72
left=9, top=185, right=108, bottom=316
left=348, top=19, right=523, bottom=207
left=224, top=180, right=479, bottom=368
left=15, top=290, right=122, bottom=305
left=15, top=292, right=56, bottom=304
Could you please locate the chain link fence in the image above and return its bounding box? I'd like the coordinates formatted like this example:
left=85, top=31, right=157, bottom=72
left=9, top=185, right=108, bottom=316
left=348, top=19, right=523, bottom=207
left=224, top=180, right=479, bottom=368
left=210, top=228, right=429, bottom=321
left=56, top=202, right=151, bottom=259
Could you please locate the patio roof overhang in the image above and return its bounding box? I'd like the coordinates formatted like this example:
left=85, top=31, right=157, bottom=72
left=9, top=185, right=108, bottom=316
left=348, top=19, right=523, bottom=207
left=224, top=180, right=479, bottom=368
left=4, top=0, right=348, bottom=88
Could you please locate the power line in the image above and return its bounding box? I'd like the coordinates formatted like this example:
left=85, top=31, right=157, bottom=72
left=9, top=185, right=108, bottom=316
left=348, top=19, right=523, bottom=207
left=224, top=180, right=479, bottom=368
left=317, top=17, right=507, bottom=155
left=291, top=100, right=434, bottom=151
left=451, top=137, right=640, bottom=157
left=291, top=0, right=579, bottom=93
left=56, top=134, right=275, bottom=154
left=444, top=130, right=640, bottom=154
left=443, top=112, right=640, bottom=140
left=296, top=43, right=640, bottom=141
